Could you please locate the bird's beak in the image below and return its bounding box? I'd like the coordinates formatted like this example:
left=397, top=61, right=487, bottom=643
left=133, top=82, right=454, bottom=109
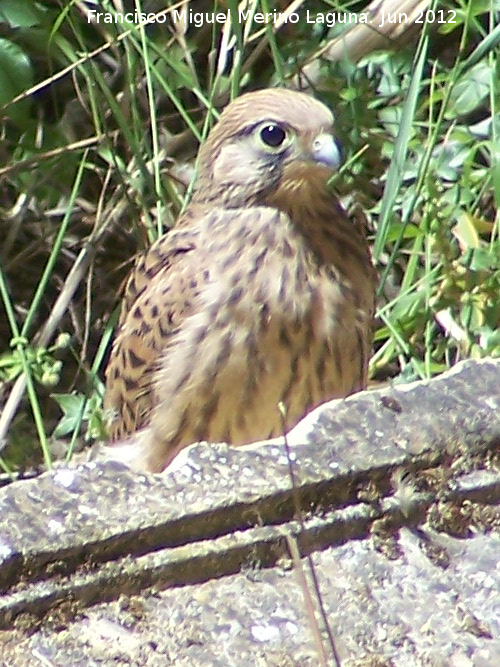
left=302, top=133, right=342, bottom=170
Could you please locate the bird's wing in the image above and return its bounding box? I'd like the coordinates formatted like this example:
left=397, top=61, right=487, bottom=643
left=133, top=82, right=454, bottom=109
left=104, top=203, right=273, bottom=440
left=104, top=218, right=206, bottom=439
left=116, top=205, right=203, bottom=318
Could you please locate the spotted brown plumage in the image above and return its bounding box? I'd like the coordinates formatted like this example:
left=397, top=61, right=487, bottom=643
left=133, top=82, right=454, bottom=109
left=104, top=88, right=376, bottom=472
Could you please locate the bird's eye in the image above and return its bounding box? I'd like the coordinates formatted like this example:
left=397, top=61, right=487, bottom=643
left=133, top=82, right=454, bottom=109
left=259, top=124, right=287, bottom=148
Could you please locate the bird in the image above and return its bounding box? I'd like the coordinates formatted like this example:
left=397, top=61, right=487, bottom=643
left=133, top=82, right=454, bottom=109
left=104, top=88, right=376, bottom=473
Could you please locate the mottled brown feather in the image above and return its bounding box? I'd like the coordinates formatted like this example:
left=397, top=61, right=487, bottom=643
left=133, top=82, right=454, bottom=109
left=104, top=88, right=377, bottom=472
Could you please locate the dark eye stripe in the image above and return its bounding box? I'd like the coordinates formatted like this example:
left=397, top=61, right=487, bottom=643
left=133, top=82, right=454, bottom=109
left=233, top=120, right=291, bottom=141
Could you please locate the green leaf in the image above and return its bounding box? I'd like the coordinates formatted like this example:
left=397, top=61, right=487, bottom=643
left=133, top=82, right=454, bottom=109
left=384, top=222, right=423, bottom=243
left=52, top=393, right=86, bottom=438
left=470, top=248, right=498, bottom=271
left=0, top=38, right=33, bottom=127
left=448, top=62, right=492, bottom=118
left=0, top=0, right=43, bottom=28
left=452, top=211, right=482, bottom=252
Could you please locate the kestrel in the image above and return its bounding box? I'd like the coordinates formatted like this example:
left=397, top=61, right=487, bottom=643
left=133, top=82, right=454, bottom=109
left=104, top=88, right=376, bottom=472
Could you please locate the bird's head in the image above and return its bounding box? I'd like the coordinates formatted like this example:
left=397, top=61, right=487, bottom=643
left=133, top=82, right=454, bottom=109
left=192, top=89, right=342, bottom=207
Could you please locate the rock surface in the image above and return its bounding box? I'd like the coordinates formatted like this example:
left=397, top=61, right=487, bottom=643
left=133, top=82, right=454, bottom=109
left=0, top=358, right=499, bottom=665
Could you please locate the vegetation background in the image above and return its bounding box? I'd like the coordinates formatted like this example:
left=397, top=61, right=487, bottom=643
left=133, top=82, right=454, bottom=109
left=0, top=0, right=498, bottom=477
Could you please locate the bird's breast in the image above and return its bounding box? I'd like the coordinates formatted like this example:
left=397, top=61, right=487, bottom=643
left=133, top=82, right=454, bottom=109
left=149, top=191, right=373, bottom=453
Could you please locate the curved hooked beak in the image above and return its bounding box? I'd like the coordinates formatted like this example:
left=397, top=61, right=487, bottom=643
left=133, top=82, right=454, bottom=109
left=301, top=133, right=343, bottom=170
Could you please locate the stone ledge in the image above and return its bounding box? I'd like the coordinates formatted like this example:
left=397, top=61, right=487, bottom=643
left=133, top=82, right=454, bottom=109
left=0, top=358, right=499, bottom=663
